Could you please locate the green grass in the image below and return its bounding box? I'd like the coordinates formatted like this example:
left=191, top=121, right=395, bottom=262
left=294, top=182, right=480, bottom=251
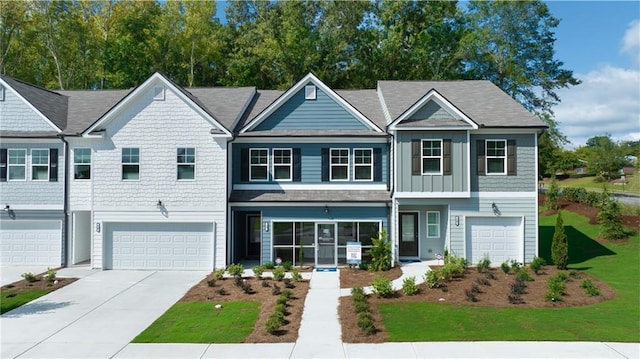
left=543, top=174, right=639, bottom=194
left=132, top=301, right=260, bottom=343
left=379, top=210, right=640, bottom=342
left=1, top=289, right=51, bottom=314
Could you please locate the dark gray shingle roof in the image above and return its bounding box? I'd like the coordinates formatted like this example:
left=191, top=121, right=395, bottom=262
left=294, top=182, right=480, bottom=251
left=58, top=90, right=131, bottom=134
left=1, top=75, right=68, bottom=131
left=230, top=190, right=392, bottom=203
left=378, top=80, right=546, bottom=128
left=185, top=87, right=256, bottom=131
left=336, top=89, right=386, bottom=131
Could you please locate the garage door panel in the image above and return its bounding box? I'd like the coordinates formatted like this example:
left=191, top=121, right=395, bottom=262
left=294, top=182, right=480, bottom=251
left=466, top=217, right=522, bottom=265
left=1, top=220, right=62, bottom=266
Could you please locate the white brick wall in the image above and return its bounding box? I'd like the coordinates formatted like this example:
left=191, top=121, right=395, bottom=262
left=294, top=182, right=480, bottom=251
left=0, top=88, right=56, bottom=132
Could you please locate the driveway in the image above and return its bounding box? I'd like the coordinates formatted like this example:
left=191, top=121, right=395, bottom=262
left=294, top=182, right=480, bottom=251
left=1, top=265, right=52, bottom=286
left=1, top=269, right=207, bottom=358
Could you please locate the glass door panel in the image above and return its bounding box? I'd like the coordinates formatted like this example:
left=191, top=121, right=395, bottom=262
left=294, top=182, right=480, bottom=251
left=316, top=222, right=336, bottom=266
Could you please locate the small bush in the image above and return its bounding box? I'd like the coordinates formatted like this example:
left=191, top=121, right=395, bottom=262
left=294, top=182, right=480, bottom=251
left=281, top=289, right=293, bottom=299
left=216, top=288, right=227, bottom=296
left=598, top=200, right=626, bottom=240
left=44, top=268, right=56, bottom=283
left=464, top=288, right=477, bottom=302
left=371, top=276, right=395, bottom=298
left=485, top=271, right=497, bottom=280
left=291, top=268, right=303, bottom=282
left=508, top=294, right=524, bottom=304
left=234, top=277, right=243, bottom=287
left=515, top=268, right=533, bottom=282
left=351, top=286, right=365, bottom=299
left=547, top=273, right=567, bottom=297
left=21, top=272, right=37, bottom=283
left=241, top=283, right=253, bottom=294
left=272, top=267, right=286, bottom=281
left=227, top=263, right=245, bottom=278
left=283, top=278, right=295, bottom=289
left=357, top=312, right=376, bottom=335
left=281, top=261, right=293, bottom=271
left=510, top=279, right=527, bottom=295
left=207, top=278, right=216, bottom=287
left=500, top=261, right=510, bottom=275
left=580, top=279, right=601, bottom=297
left=368, top=229, right=391, bottom=271
left=530, top=257, right=545, bottom=274
left=276, top=296, right=288, bottom=306
left=401, top=276, right=419, bottom=296
left=569, top=270, right=580, bottom=279
left=544, top=290, right=563, bottom=302
left=272, top=283, right=281, bottom=296
left=261, top=280, right=270, bottom=288
left=476, top=277, right=490, bottom=286
left=213, top=268, right=226, bottom=280
left=510, top=260, right=522, bottom=273
left=265, top=312, right=285, bottom=334
left=358, top=262, right=370, bottom=271
left=354, top=299, right=370, bottom=313
left=476, top=255, right=491, bottom=273
left=551, top=211, right=569, bottom=270
left=252, top=266, right=265, bottom=279
left=424, top=270, right=441, bottom=288
left=264, top=261, right=275, bottom=269
left=274, top=303, right=288, bottom=316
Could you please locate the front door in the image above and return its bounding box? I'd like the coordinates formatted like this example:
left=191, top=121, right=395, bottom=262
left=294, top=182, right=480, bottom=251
left=316, top=222, right=336, bottom=267
left=247, top=215, right=261, bottom=258
left=399, top=212, right=419, bottom=257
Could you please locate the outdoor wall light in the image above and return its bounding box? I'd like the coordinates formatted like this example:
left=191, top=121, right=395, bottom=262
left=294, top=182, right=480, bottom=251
left=263, top=221, right=269, bottom=232
left=455, top=216, right=460, bottom=226
left=491, top=202, right=501, bottom=216
left=156, top=200, right=163, bottom=209
left=3, top=204, right=9, bottom=212
left=324, top=205, right=330, bottom=215
left=95, top=222, right=101, bottom=233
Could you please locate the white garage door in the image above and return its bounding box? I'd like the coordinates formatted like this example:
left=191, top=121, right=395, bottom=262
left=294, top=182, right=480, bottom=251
left=465, top=217, right=522, bottom=265
left=0, top=221, right=62, bottom=266
left=105, top=222, right=214, bottom=270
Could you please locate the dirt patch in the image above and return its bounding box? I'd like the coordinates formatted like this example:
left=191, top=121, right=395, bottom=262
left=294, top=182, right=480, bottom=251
left=339, top=266, right=403, bottom=289
left=339, top=266, right=616, bottom=343
left=1, top=277, right=78, bottom=295
left=179, top=274, right=309, bottom=343
left=539, top=194, right=640, bottom=230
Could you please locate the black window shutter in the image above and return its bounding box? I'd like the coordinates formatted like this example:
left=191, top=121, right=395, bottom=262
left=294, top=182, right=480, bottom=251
left=373, top=148, right=382, bottom=182
left=507, top=140, right=517, bottom=176
left=443, top=139, right=452, bottom=176
left=49, top=148, right=58, bottom=182
left=411, top=139, right=421, bottom=175
left=321, top=148, right=329, bottom=181
left=477, top=140, right=486, bottom=176
left=240, top=148, right=249, bottom=181
left=293, top=148, right=301, bottom=182
left=0, top=148, right=6, bottom=182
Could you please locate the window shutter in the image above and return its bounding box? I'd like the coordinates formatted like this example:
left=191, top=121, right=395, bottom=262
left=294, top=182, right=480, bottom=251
left=443, top=139, right=452, bottom=176
left=49, top=148, right=58, bottom=182
left=321, top=148, right=329, bottom=182
left=411, top=139, right=421, bottom=175
left=241, top=148, right=249, bottom=181
left=293, top=148, right=301, bottom=182
left=477, top=140, right=486, bottom=176
left=507, top=140, right=517, bottom=176
left=373, top=148, right=382, bottom=182
left=0, top=148, right=6, bottom=182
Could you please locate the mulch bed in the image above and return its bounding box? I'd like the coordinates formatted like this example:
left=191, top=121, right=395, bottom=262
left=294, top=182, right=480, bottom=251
left=539, top=194, right=640, bottom=231
left=1, top=276, right=78, bottom=298
left=339, top=266, right=403, bottom=289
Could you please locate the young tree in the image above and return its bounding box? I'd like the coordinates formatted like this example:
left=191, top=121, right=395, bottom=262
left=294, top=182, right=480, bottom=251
left=598, top=200, right=626, bottom=240
left=551, top=211, right=568, bottom=270
left=545, top=177, right=559, bottom=211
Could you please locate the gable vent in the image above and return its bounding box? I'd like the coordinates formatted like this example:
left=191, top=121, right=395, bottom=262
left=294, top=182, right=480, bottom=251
left=0, top=85, right=4, bottom=101
left=305, top=85, right=316, bottom=100
left=153, top=86, right=165, bottom=101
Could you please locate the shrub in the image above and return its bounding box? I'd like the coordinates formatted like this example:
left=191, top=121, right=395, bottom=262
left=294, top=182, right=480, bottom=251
left=580, top=279, right=601, bottom=297
left=272, top=267, right=286, bottom=281
left=569, top=270, right=580, bottom=279
left=216, top=288, right=227, bottom=296
left=264, top=261, right=275, bottom=269
left=357, top=312, right=376, bottom=335
left=510, top=279, right=526, bottom=295
left=545, top=178, right=560, bottom=210
left=354, top=299, right=370, bottom=313
left=252, top=266, right=265, bottom=279
left=44, top=268, right=56, bottom=283
left=283, top=278, right=295, bottom=289
left=545, top=290, right=563, bottom=302
left=226, top=263, right=245, bottom=278
left=207, top=278, right=216, bottom=287
left=281, top=289, right=293, bottom=299
left=476, top=255, right=491, bottom=273
left=281, top=261, right=293, bottom=271
left=551, top=211, right=569, bottom=270
left=401, top=276, right=419, bottom=296
left=469, top=284, right=480, bottom=294
left=21, top=272, right=37, bottom=283
left=276, top=296, right=288, bottom=306
left=508, top=294, right=524, bottom=304
left=274, top=303, right=288, bottom=316
left=515, top=268, right=533, bottom=282
left=476, top=277, right=490, bottom=286
left=464, top=288, right=477, bottom=302
left=265, top=312, right=285, bottom=334
left=213, top=268, right=226, bottom=280
left=371, top=276, right=395, bottom=298
left=510, top=260, right=522, bottom=273
left=424, top=270, right=441, bottom=288
left=358, top=262, right=370, bottom=271
left=261, top=280, right=270, bottom=288
left=530, top=257, right=545, bottom=274
left=272, top=283, right=281, bottom=296
left=351, top=286, right=365, bottom=300
left=485, top=271, right=497, bottom=280
left=598, top=200, right=626, bottom=240
left=234, top=277, right=243, bottom=287
left=241, top=283, right=253, bottom=294
left=291, top=268, right=303, bottom=282
left=547, top=274, right=567, bottom=297
left=368, top=229, right=392, bottom=271
left=500, top=261, right=510, bottom=275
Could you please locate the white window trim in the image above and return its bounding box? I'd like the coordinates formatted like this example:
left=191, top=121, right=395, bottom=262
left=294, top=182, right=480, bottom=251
left=486, top=139, right=507, bottom=175
left=305, top=85, right=317, bottom=100
left=249, top=148, right=269, bottom=182
left=73, top=148, right=91, bottom=180
left=426, top=211, right=440, bottom=238
left=31, top=148, right=49, bottom=181
left=330, top=148, right=349, bottom=182
left=153, top=86, right=165, bottom=101
left=8, top=148, right=26, bottom=181
left=272, top=148, right=292, bottom=182
left=176, top=147, right=196, bottom=181
left=121, top=147, right=140, bottom=181
left=0, top=85, right=5, bottom=101
left=421, top=139, right=443, bottom=175
left=353, top=148, right=373, bottom=182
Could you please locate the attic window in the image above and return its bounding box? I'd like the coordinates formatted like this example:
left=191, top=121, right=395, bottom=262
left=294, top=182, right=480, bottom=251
left=305, top=85, right=316, bottom=100
left=0, top=85, right=4, bottom=101
left=153, top=86, right=165, bottom=101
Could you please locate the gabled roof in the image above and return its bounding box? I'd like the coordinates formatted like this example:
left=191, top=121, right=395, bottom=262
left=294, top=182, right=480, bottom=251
left=378, top=80, right=546, bottom=128
left=239, top=73, right=383, bottom=134
left=58, top=89, right=131, bottom=135
left=0, top=75, right=68, bottom=132
left=82, top=73, right=233, bottom=137
left=185, top=87, right=256, bottom=132
left=388, top=89, right=478, bottom=130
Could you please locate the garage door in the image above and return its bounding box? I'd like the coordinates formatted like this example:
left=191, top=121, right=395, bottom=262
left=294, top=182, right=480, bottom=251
left=465, top=217, right=522, bottom=265
left=0, top=220, right=62, bottom=266
left=105, top=222, right=213, bottom=270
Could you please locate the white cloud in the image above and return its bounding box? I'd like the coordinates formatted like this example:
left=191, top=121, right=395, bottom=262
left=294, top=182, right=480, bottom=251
left=621, top=19, right=640, bottom=68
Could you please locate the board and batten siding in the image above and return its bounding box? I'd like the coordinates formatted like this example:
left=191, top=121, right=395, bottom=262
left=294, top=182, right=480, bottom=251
left=396, top=131, right=468, bottom=193
left=255, top=83, right=369, bottom=131
left=0, top=88, right=56, bottom=132
left=470, top=133, right=537, bottom=192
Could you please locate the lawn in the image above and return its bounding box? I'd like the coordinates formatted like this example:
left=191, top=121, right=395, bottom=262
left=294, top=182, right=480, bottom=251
left=1, top=289, right=51, bottom=314
left=378, top=210, right=640, bottom=342
left=543, top=174, right=639, bottom=194
left=133, top=301, right=260, bottom=343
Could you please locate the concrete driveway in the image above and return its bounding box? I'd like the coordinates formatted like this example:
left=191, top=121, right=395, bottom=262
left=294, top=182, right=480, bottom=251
left=1, top=265, right=53, bottom=286
left=1, top=269, right=207, bottom=358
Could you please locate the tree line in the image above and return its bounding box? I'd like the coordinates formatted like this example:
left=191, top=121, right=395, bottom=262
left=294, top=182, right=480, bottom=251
left=1, top=0, right=579, bottom=148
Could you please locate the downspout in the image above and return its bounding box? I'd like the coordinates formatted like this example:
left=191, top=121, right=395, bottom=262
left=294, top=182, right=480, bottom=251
left=58, top=134, right=70, bottom=267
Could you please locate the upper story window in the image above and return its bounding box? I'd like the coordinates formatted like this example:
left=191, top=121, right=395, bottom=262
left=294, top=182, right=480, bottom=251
left=74, top=148, right=91, bottom=180
left=272, top=148, right=292, bottom=181
left=426, top=211, right=440, bottom=238
left=8, top=149, right=26, bottom=181
left=177, top=147, right=195, bottom=180
left=330, top=148, right=349, bottom=181
left=250, top=148, right=268, bottom=181
left=353, top=149, right=373, bottom=181
left=421, top=140, right=442, bottom=175
left=121, top=148, right=140, bottom=180
left=486, top=140, right=506, bottom=175
left=31, top=149, right=49, bottom=181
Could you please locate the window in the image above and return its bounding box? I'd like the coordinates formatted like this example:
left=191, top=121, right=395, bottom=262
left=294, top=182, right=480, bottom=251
left=330, top=148, right=349, bottom=181
left=153, top=86, right=165, bottom=101
left=486, top=140, right=506, bottom=175
left=422, top=140, right=442, bottom=174
left=249, top=148, right=268, bottom=181
left=272, top=148, right=292, bottom=181
left=426, top=212, right=440, bottom=238
left=177, top=147, right=195, bottom=180
left=31, top=149, right=49, bottom=180
left=74, top=148, right=91, bottom=179
left=353, top=149, right=373, bottom=181
left=8, top=149, right=26, bottom=181
left=121, top=148, right=139, bottom=180
left=305, top=85, right=316, bottom=100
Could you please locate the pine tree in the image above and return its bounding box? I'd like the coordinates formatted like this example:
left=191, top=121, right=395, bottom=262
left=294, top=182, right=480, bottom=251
left=551, top=211, right=568, bottom=270
left=598, top=200, right=626, bottom=240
